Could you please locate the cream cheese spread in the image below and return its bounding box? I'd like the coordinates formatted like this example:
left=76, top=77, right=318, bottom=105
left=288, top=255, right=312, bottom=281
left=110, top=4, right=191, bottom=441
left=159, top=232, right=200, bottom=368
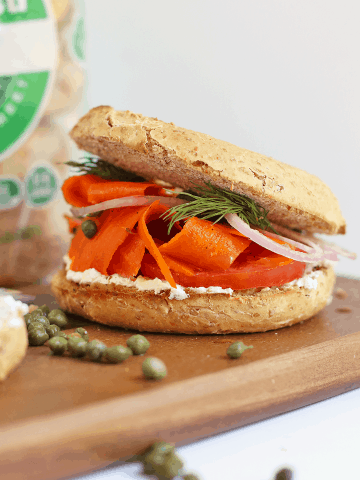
left=64, top=255, right=325, bottom=300
left=0, top=295, right=28, bottom=381
left=0, top=295, right=29, bottom=325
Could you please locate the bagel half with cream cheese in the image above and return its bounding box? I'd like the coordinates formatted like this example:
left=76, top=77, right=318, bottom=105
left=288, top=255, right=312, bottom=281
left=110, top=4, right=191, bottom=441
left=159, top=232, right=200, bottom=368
left=51, top=106, right=354, bottom=334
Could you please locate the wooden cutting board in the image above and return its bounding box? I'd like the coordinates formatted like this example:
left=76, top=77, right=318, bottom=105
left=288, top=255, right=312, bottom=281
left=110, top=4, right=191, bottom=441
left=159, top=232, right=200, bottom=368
left=0, top=276, right=359, bottom=480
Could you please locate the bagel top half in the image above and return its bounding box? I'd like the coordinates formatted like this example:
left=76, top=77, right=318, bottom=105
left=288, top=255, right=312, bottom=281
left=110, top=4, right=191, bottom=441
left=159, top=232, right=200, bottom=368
left=70, top=106, right=346, bottom=235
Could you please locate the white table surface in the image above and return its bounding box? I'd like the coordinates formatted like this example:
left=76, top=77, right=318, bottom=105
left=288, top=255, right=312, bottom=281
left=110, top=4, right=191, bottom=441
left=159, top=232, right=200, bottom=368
left=68, top=383, right=360, bottom=480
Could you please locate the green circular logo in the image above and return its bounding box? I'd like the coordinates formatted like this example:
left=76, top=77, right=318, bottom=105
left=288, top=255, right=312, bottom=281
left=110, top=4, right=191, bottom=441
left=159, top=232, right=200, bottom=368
left=25, top=165, right=58, bottom=207
left=0, top=176, right=24, bottom=210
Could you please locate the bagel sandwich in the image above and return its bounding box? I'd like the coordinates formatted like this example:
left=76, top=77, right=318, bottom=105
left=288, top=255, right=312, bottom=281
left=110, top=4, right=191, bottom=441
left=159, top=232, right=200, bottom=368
left=50, top=106, right=356, bottom=334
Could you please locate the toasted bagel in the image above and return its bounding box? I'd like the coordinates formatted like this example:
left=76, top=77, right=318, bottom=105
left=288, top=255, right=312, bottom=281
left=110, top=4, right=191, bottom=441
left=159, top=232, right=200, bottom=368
left=70, top=106, right=346, bottom=235
left=51, top=266, right=335, bottom=334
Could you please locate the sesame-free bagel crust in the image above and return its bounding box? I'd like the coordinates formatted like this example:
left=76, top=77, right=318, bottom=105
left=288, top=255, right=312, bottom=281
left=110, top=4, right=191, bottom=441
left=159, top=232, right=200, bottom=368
left=51, top=266, right=335, bottom=334
left=70, top=106, right=346, bottom=235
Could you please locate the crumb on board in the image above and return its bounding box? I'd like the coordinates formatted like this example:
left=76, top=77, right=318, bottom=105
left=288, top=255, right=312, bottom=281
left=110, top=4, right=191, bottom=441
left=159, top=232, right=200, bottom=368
left=335, top=288, right=348, bottom=300
left=335, top=307, right=352, bottom=314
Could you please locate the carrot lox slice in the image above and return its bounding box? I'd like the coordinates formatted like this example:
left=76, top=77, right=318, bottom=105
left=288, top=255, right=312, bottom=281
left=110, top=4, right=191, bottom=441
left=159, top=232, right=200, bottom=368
left=70, top=206, right=148, bottom=274
left=87, top=182, right=166, bottom=204
left=62, top=174, right=108, bottom=207
left=68, top=213, right=105, bottom=261
left=159, top=217, right=252, bottom=271
left=160, top=254, right=198, bottom=276
left=108, top=232, right=145, bottom=277
left=137, top=201, right=177, bottom=288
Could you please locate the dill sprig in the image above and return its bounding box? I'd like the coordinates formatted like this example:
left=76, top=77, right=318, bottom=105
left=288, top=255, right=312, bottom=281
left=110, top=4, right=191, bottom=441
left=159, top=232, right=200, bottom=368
left=65, top=158, right=146, bottom=182
left=163, top=182, right=276, bottom=233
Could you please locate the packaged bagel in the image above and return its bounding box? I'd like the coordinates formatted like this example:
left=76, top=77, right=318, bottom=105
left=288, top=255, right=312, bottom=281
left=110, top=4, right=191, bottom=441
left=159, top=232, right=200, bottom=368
left=0, top=0, right=86, bottom=287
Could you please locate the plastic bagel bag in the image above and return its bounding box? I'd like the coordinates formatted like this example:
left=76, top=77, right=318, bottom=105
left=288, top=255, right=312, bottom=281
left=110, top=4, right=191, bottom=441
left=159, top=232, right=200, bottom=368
left=0, top=0, right=86, bottom=287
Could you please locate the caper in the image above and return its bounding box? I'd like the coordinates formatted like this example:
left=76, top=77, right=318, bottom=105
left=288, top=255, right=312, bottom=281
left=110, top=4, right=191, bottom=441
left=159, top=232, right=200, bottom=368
left=103, top=345, right=132, bottom=364
left=226, top=341, right=253, bottom=359
left=28, top=328, right=49, bottom=346
left=274, top=468, right=293, bottom=480
left=126, top=334, right=150, bottom=355
left=57, top=331, right=68, bottom=339
left=142, top=442, right=173, bottom=474
left=142, top=357, right=167, bottom=380
left=27, top=309, right=45, bottom=322
left=48, top=309, right=68, bottom=328
left=29, top=315, right=50, bottom=328
left=160, top=454, right=184, bottom=479
left=87, top=340, right=107, bottom=362
left=81, top=219, right=97, bottom=239
left=28, top=322, right=47, bottom=332
left=75, top=327, right=89, bottom=341
left=67, top=337, right=88, bottom=357
left=142, top=442, right=183, bottom=479
left=183, top=474, right=201, bottom=480
left=45, top=324, right=61, bottom=338
left=38, top=304, right=50, bottom=316
left=24, top=313, right=34, bottom=327
left=48, top=336, right=68, bottom=355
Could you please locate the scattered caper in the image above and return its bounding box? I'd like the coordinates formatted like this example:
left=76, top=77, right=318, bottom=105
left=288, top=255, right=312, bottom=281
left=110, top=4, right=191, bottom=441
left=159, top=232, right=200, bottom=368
left=142, top=357, right=167, bottom=380
left=226, top=341, right=253, bottom=359
left=48, top=336, right=68, bottom=355
left=127, top=334, right=150, bottom=355
left=29, top=315, right=50, bottom=328
left=28, top=321, right=47, bottom=332
left=81, top=219, right=97, bottom=239
left=67, top=337, right=88, bottom=357
left=48, top=309, right=68, bottom=328
left=183, top=474, right=201, bottom=480
left=87, top=340, right=107, bottom=362
left=45, top=324, right=61, bottom=338
left=24, top=313, right=34, bottom=327
left=75, top=327, right=89, bottom=341
left=103, top=345, right=132, bottom=364
left=57, top=331, right=68, bottom=339
left=28, top=328, right=49, bottom=346
left=142, top=442, right=183, bottom=479
left=38, top=304, right=50, bottom=316
left=274, top=468, right=293, bottom=480
left=27, top=309, right=45, bottom=322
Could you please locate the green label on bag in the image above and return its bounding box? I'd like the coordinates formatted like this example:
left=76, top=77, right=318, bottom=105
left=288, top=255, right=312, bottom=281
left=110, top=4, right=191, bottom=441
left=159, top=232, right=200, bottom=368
left=0, top=177, right=23, bottom=209
left=25, top=165, right=58, bottom=207
left=0, top=0, right=47, bottom=23
left=0, top=71, right=50, bottom=156
left=73, top=16, right=86, bottom=62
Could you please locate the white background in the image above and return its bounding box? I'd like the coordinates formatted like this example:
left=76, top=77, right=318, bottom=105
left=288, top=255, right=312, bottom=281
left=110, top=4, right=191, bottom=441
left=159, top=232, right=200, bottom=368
left=85, top=0, right=360, bottom=278
left=73, top=1, right=360, bottom=479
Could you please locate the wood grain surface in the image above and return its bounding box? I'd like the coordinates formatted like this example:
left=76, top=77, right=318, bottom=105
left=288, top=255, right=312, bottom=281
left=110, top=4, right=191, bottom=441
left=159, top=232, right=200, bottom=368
left=0, top=276, right=359, bottom=480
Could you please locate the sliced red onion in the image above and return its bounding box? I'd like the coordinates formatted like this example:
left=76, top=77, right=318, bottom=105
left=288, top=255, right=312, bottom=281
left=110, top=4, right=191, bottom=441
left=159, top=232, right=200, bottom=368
left=258, top=229, right=320, bottom=254
left=70, top=195, right=187, bottom=218
left=267, top=224, right=338, bottom=262
left=225, top=213, right=329, bottom=264
left=270, top=223, right=356, bottom=261
left=313, top=236, right=357, bottom=260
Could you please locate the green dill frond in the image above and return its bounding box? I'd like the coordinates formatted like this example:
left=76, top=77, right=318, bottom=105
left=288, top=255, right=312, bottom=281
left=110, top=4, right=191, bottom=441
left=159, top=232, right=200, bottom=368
left=65, top=158, right=146, bottom=182
left=163, top=182, right=276, bottom=233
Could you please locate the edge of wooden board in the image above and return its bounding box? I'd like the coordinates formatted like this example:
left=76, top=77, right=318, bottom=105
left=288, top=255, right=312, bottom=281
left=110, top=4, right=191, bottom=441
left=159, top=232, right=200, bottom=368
left=1, top=331, right=360, bottom=480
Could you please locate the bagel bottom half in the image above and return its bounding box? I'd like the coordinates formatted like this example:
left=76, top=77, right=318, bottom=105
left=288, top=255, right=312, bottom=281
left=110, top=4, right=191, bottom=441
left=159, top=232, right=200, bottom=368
left=50, top=266, right=335, bottom=334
